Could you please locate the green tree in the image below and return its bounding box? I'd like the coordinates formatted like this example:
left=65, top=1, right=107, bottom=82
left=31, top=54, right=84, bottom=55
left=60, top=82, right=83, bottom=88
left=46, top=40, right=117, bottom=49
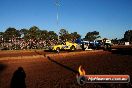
left=111, top=38, right=118, bottom=44
left=28, top=26, right=40, bottom=39
left=124, top=30, right=132, bottom=42
left=59, top=29, right=68, bottom=35
left=0, top=32, right=4, bottom=38
left=0, top=32, right=4, bottom=43
left=59, top=29, right=70, bottom=41
left=0, top=32, right=4, bottom=35
left=59, top=29, right=81, bottom=41
left=71, top=32, right=81, bottom=40
left=84, top=31, right=100, bottom=41
left=48, top=31, right=58, bottom=40
left=20, top=28, right=28, bottom=38
left=20, top=28, right=28, bottom=36
left=4, top=27, right=21, bottom=42
left=40, top=30, right=49, bottom=40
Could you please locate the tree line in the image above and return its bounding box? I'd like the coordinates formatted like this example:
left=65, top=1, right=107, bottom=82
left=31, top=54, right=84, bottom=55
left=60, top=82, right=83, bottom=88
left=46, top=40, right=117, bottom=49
left=0, top=26, right=132, bottom=43
left=0, top=26, right=101, bottom=43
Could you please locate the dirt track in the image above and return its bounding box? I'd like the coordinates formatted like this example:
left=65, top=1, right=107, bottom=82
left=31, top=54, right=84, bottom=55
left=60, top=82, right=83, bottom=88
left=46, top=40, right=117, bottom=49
left=0, top=50, right=132, bottom=88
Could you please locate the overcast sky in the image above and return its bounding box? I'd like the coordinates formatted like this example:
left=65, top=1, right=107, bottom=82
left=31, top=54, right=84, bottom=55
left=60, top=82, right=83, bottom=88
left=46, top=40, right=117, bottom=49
left=0, top=0, right=132, bottom=39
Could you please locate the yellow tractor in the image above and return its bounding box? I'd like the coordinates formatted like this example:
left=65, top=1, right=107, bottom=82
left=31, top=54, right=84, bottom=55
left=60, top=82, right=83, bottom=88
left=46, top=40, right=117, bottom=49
left=49, top=41, right=78, bottom=52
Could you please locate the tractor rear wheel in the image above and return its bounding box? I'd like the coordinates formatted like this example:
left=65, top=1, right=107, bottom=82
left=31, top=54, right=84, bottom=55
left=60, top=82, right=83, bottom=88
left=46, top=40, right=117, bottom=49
left=103, top=44, right=111, bottom=51
left=56, top=47, right=60, bottom=53
left=70, top=46, right=76, bottom=51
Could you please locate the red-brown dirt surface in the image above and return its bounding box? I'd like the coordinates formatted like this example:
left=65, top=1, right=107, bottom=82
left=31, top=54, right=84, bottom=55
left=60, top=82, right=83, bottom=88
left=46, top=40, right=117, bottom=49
left=0, top=50, right=132, bottom=88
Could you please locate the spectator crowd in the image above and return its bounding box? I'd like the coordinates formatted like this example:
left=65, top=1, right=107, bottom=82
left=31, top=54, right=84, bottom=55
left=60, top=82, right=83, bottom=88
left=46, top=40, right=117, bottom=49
left=0, top=38, right=58, bottom=50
